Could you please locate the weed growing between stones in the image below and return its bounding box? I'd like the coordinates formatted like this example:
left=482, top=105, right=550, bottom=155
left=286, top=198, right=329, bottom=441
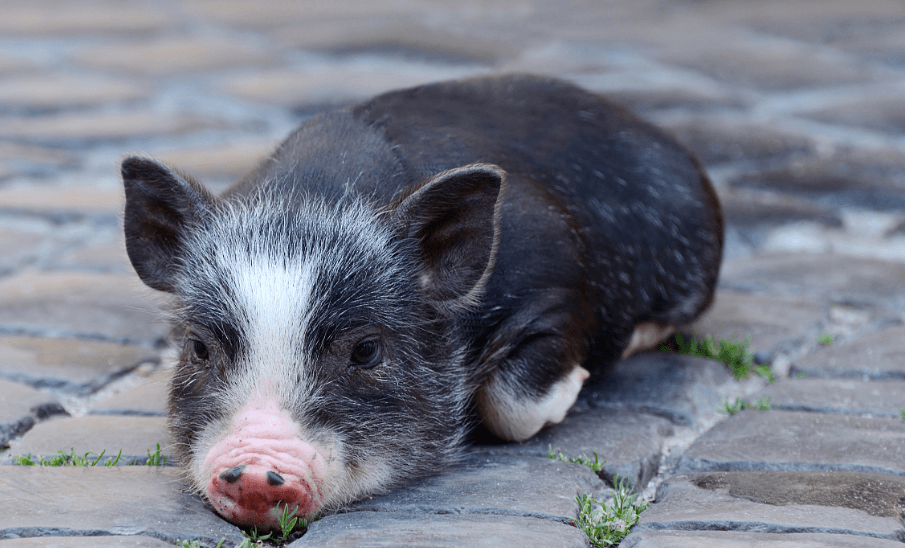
left=548, top=445, right=605, bottom=472
left=12, top=445, right=168, bottom=466
left=574, top=476, right=649, bottom=547
left=661, top=334, right=775, bottom=382
left=817, top=333, right=834, bottom=345
left=718, top=396, right=772, bottom=415
left=901, top=410, right=904, bottom=419
left=178, top=506, right=316, bottom=548
left=146, top=443, right=166, bottom=466
left=14, top=448, right=123, bottom=466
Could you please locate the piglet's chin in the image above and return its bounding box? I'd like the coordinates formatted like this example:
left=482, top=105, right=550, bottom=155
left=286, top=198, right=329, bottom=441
left=201, top=399, right=329, bottom=529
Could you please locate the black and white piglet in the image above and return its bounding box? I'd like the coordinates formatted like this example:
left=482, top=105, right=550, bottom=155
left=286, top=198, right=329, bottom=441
left=121, top=75, right=723, bottom=530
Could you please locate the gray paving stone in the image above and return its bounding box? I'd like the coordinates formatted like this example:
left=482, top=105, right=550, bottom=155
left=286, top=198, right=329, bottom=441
left=792, top=324, right=905, bottom=380
left=689, top=290, right=825, bottom=359
left=631, top=473, right=905, bottom=543
left=803, top=97, right=905, bottom=135
left=0, top=537, right=178, bottom=547
left=602, top=88, right=747, bottom=116
left=582, top=353, right=736, bottom=428
left=291, top=512, right=589, bottom=548
left=718, top=253, right=905, bottom=310
left=676, top=410, right=905, bottom=476
left=717, top=189, right=842, bottom=231
left=664, top=44, right=869, bottom=91
left=0, top=467, right=243, bottom=546
left=6, top=416, right=171, bottom=465
left=0, top=73, right=146, bottom=112
left=729, top=151, right=905, bottom=212
left=0, top=336, right=160, bottom=395
left=477, top=408, right=674, bottom=491
left=1, top=111, right=230, bottom=145
left=0, top=379, right=66, bottom=448
left=89, top=368, right=170, bottom=417
left=73, top=36, right=277, bottom=75
left=755, top=378, right=905, bottom=417
left=666, top=121, right=813, bottom=166
left=351, top=452, right=603, bottom=521
left=623, top=530, right=905, bottom=548
left=0, top=273, right=170, bottom=344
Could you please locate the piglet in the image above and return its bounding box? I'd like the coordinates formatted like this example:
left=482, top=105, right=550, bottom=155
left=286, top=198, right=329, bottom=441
left=121, top=75, right=722, bottom=530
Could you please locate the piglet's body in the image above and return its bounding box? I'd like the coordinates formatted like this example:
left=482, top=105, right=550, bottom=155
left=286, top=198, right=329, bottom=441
left=121, top=75, right=722, bottom=530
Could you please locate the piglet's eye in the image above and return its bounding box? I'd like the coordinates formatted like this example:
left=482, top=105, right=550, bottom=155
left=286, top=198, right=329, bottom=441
left=191, top=339, right=209, bottom=360
left=350, top=338, right=381, bottom=369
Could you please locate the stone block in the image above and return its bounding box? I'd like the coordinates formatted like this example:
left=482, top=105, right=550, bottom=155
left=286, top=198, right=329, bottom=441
left=676, top=410, right=905, bottom=476
left=0, top=73, right=146, bottom=112
left=0, top=537, right=179, bottom=547
left=222, top=63, right=477, bottom=108
left=689, top=290, right=825, bottom=359
left=792, top=325, right=905, bottom=380
left=478, top=408, right=674, bottom=491
left=717, top=188, right=842, bottom=230
left=630, top=473, right=905, bottom=543
left=623, top=530, right=905, bottom=548
left=277, top=18, right=512, bottom=65
left=0, top=336, right=160, bottom=395
left=293, top=512, right=589, bottom=548
left=7, top=415, right=171, bottom=465
left=89, top=368, right=171, bottom=417
left=74, top=37, right=277, bottom=75
left=664, top=43, right=869, bottom=91
left=0, top=467, right=243, bottom=546
left=0, top=379, right=66, bottom=447
left=0, top=0, right=168, bottom=35
left=0, top=111, right=228, bottom=145
left=153, top=138, right=280, bottom=184
left=802, top=96, right=905, bottom=135
left=719, top=253, right=905, bottom=310
left=756, top=378, right=905, bottom=417
left=665, top=121, right=813, bottom=166
left=729, top=150, right=905, bottom=212
left=582, top=353, right=736, bottom=428
left=351, top=452, right=603, bottom=521
left=0, top=272, right=170, bottom=344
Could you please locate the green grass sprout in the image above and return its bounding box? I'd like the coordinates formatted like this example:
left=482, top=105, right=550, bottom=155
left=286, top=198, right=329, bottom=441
left=817, top=334, right=834, bottom=345
left=662, top=334, right=775, bottom=382
left=14, top=448, right=125, bottom=467
left=574, top=476, right=649, bottom=547
left=718, top=396, right=771, bottom=414
left=146, top=443, right=167, bottom=467
left=548, top=445, right=605, bottom=472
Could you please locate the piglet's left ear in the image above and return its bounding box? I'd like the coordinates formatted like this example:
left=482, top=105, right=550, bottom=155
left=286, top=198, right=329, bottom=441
left=392, top=163, right=505, bottom=313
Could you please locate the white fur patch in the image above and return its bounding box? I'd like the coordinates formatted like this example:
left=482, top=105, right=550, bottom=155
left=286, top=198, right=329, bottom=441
left=477, top=364, right=590, bottom=442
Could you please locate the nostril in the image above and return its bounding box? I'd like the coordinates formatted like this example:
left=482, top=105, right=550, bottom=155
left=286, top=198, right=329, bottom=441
left=266, top=471, right=285, bottom=486
left=219, top=465, right=246, bottom=484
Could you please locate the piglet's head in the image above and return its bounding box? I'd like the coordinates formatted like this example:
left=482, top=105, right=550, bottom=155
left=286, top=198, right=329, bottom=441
left=120, top=156, right=504, bottom=530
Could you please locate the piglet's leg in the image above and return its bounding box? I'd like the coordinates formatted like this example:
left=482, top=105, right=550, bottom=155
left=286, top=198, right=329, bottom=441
left=477, top=361, right=589, bottom=442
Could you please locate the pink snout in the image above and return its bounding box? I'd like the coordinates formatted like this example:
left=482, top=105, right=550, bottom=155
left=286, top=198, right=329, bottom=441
left=203, top=399, right=328, bottom=530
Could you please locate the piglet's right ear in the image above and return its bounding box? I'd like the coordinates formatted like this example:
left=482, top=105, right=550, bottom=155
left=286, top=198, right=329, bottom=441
left=121, top=156, right=214, bottom=293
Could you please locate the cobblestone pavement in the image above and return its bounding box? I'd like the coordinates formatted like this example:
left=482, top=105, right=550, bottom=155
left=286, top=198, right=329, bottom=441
left=1, top=1, right=904, bottom=546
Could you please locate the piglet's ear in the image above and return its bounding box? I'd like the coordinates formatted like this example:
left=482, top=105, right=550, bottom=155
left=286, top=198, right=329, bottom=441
left=121, top=156, right=215, bottom=293
left=393, top=163, right=505, bottom=313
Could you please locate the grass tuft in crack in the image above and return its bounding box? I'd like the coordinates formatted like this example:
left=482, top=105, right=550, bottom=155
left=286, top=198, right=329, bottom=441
left=14, top=448, right=123, bottom=467
left=574, top=476, right=649, bottom=547
left=662, top=334, right=775, bottom=382
left=548, top=445, right=604, bottom=472
left=817, top=333, right=834, bottom=345
left=718, top=396, right=771, bottom=415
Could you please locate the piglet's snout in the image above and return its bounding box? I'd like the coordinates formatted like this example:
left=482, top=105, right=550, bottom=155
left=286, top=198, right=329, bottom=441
left=203, top=399, right=327, bottom=530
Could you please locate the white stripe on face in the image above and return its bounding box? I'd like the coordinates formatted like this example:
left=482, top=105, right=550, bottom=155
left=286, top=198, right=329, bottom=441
left=225, top=254, right=316, bottom=401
